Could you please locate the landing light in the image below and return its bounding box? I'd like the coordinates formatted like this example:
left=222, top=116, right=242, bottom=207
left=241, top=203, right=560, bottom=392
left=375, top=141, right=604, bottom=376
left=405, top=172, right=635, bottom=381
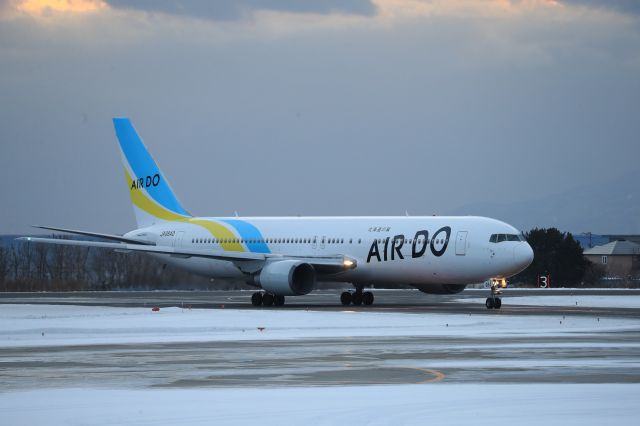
left=491, top=278, right=508, bottom=288
left=343, top=259, right=354, bottom=267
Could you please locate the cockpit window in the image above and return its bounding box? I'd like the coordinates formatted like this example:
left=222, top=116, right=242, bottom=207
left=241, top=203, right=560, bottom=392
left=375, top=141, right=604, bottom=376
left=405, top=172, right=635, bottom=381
left=490, top=233, right=525, bottom=243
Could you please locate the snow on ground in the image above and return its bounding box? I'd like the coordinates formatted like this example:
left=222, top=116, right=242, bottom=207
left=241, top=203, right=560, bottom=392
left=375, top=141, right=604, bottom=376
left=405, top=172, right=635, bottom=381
left=1, top=303, right=640, bottom=425
left=0, top=303, right=637, bottom=348
left=464, top=295, right=640, bottom=309
left=1, top=384, right=639, bottom=426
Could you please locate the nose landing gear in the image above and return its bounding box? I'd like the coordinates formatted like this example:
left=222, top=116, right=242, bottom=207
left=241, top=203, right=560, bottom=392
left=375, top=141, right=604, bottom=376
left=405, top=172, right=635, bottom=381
left=486, top=278, right=506, bottom=309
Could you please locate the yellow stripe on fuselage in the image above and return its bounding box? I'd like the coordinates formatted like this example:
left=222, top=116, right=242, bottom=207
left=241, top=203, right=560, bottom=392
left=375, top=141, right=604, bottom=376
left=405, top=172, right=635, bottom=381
left=187, top=219, right=244, bottom=252
left=124, top=168, right=244, bottom=252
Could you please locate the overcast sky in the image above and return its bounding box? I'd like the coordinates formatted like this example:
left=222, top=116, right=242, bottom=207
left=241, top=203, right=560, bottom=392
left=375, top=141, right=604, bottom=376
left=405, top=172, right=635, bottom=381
left=1, top=0, right=639, bottom=234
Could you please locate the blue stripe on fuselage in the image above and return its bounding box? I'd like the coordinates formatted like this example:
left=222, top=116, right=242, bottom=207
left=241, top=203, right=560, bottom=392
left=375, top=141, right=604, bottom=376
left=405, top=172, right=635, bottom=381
left=221, top=219, right=271, bottom=254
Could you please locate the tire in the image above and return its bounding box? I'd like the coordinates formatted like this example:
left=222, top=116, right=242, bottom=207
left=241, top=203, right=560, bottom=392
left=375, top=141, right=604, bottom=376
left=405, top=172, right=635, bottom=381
left=352, top=292, right=363, bottom=306
left=274, top=295, right=285, bottom=306
left=362, top=291, right=374, bottom=306
left=262, top=293, right=274, bottom=307
left=494, top=298, right=502, bottom=309
left=485, top=297, right=494, bottom=309
left=251, top=292, right=263, bottom=307
left=340, top=291, right=352, bottom=306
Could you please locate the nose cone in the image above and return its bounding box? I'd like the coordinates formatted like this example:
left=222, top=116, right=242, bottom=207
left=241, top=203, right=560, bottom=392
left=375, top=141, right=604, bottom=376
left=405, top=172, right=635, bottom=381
left=513, top=243, right=534, bottom=272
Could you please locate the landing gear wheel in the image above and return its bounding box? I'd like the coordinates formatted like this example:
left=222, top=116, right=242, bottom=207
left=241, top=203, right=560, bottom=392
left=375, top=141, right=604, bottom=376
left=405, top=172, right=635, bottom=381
left=274, top=295, right=285, bottom=306
left=340, top=291, right=352, bottom=306
left=262, top=293, right=274, bottom=307
left=351, top=292, right=363, bottom=306
left=251, top=292, right=263, bottom=307
left=486, top=278, right=505, bottom=309
left=362, top=291, right=374, bottom=306
left=485, top=297, right=494, bottom=309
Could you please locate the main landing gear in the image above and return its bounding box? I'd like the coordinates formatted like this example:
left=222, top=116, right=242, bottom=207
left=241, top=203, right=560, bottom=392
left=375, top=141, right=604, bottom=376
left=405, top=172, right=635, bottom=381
left=485, top=278, right=505, bottom=309
left=251, top=292, right=285, bottom=307
left=340, top=287, right=374, bottom=306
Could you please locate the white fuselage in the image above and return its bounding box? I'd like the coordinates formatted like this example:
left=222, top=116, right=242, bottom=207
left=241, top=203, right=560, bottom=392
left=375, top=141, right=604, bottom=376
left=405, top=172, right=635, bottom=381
left=125, top=215, right=533, bottom=289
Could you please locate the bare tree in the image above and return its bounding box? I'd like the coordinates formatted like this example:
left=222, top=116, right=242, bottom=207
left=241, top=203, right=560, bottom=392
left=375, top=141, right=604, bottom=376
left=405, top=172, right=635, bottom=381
left=0, top=247, right=8, bottom=291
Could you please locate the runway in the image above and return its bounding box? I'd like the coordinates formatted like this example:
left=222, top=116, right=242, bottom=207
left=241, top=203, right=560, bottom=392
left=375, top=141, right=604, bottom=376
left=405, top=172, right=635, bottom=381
left=1, top=289, right=640, bottom=390
left=1, top=290, right=639, bottom=424
left=2, top=288, right=640, bottom=317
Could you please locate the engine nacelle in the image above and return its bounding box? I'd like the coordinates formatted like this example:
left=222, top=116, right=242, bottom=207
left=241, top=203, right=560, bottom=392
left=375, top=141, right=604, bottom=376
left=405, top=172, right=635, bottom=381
left=255, top=260, right=316, bottom=296
left=415, top=284, right=467, bottom=295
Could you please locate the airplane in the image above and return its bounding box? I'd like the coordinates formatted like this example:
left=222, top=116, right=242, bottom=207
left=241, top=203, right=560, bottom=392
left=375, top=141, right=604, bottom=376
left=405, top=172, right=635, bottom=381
left=19, top=118, right=534, bottom=309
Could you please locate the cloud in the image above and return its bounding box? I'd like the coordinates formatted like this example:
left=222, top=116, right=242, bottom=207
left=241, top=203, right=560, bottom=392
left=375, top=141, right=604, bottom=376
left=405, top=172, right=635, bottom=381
left=0, top=0, right=639, bottom=233
left=103, top=0, right=377, bottom=21
left=13, top=0, right=104, bottom=15
left=561, top=0, right=640, bottom=16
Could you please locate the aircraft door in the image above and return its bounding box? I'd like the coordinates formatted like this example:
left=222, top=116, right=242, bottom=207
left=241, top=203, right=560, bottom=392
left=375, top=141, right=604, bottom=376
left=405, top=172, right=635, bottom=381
left=455, top=231, right=468, bottom=255
left=321, top=236, right=326, bottom=249
left=173, top=231, right=184, bottom=248
left=312, top=236, right=318, bottom=249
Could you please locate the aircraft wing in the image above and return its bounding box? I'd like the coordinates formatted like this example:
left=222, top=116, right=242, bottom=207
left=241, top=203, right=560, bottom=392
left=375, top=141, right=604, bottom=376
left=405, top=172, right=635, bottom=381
left=18, top=237, right=266, bottom=261
left=17, top=237, right=356, bottom=271
left=32, top=225, right=156, bottom=245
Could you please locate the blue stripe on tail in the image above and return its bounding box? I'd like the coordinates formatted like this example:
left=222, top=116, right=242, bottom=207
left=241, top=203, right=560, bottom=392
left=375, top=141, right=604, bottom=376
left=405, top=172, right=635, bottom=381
left=113, top=118, right=190, bottom=217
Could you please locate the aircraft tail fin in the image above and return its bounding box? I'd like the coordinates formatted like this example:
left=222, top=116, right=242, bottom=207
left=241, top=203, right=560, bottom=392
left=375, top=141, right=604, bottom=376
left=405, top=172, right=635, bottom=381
left=113, top=118, right=191, bottom=228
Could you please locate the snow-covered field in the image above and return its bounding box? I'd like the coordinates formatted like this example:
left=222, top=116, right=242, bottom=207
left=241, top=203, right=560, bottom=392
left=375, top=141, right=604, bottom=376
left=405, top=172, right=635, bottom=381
left=504, top=295, right=640, bottom=309
left=1, top=384, right=639, bottom=426
left=1, top=301, right=639, bottom=425
left=0, top=302, right=637, bottom=348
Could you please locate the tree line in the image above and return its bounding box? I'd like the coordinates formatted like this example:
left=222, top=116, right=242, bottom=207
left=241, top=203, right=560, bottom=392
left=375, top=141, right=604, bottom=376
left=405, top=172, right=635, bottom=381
left=511, top=228, right=611, bottom=287
left=0, top=236, right=240, bottom=292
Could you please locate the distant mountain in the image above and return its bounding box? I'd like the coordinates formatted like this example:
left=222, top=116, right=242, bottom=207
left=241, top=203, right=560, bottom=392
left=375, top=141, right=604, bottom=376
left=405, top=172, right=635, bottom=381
left=450, top=171, right=640, bottom=234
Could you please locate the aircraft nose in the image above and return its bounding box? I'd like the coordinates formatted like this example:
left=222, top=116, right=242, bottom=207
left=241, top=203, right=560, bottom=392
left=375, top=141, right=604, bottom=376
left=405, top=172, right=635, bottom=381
left=514, top=242, right=534, bottom=270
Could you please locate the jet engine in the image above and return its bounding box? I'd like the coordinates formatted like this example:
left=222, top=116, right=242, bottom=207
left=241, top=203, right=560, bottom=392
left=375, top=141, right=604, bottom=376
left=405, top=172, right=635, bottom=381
left=415, top=284, right=467, bottom=294
left=255, top=260, right=316, bottom=296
